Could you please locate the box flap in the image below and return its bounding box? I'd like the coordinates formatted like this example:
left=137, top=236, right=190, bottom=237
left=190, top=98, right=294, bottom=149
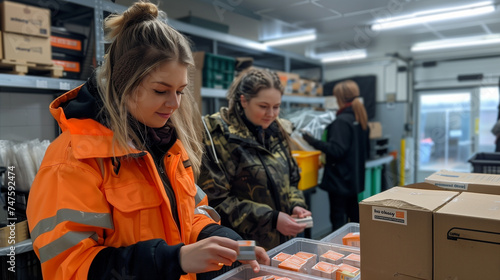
left=193, top=51, right=205, bottom=70
left=425, top=169, right=500, bottom=189
left=436, top=192, right=500, bottom=221
left=361, top=187, right=458, bottom=211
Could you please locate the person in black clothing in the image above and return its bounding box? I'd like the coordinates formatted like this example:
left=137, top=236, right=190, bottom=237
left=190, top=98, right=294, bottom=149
left=494, top=77, right=500, bottom=152
left=302, top=80, right=370, bottom=232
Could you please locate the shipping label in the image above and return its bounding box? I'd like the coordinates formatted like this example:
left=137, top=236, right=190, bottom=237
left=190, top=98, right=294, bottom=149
left=372, top=206, right=407, bottom=225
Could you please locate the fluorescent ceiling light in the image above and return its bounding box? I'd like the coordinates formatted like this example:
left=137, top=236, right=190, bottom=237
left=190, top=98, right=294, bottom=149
left=411, top=34, right=500, bottom=52
left=263, top=33, right=316, bottom=46
left=372, top=2, right=495, bottom=31
left=312, top=49, right=367, bottom=63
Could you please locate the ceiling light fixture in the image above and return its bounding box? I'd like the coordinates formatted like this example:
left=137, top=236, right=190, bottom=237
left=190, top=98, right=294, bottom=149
left=263, top=33, right=317, bottom=47
left=372, top=2, right=495, bottom=31
left=411, top=34, right=500, bottom=52
left=312, top=49, right=367, bottom=64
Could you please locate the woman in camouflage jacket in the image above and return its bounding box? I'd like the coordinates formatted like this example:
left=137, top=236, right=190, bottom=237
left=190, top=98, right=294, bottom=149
left=199, top=69, right=311, bottom=250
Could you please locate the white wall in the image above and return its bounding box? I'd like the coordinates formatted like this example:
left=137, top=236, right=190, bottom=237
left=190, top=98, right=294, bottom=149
left=324, top=58, right=408, bottom=102
left=414, top=57, right=500, bottom=90
left=117, top=0, right=261, bottom=40
left=0, top=92, right=56, bottom=142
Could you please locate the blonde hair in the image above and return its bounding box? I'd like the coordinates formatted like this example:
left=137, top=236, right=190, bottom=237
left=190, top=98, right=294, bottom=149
left=96, top=1, right=204, bottom=176
left=333, top=80, right=368, bottom=130
left=224, top=68, right=294, bottom=151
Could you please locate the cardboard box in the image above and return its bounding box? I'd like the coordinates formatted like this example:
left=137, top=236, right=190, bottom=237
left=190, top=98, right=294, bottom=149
left=188, top=51, right=204, bottom=113
left=368, top=122, right=382, bottom=139
left=423, top=169, right=500, bottom=195
left=0, top=220, right=29, bottom=247
left=360, top=187, right=458, bottom=280
left=434, top=192, right=500, bottom=279
left=276, top=71, right=300, bottom=95
left=0, top=30, right=3, bottom=59
left=3, top=32, right=51, bottom=64
left=1, top=1, right=50, bottom=38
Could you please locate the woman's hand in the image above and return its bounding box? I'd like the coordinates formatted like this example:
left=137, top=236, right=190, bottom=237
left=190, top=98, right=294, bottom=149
left=276, top=212, right=307, bottom=237
left=179, top=236, right=239, bottom=274
left=239, top=246, right=270, bottom=272
left=292, top=206, right=312, bottom=218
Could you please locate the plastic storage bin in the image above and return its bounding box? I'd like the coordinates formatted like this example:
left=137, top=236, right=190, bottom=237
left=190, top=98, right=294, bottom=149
left=203, top=53, right=235, bottom=89
left=0, top=239, right=42, bottom=280
left=213, top=264, right=327, bottom=280
left=357, top=168, right=371, bottom=202
left=267, top=238, right=360, bottom=279
left=320, top=223, right=360, bottom=247
left=468, top=152, right=500, bottom=174
left=292, top=151, right=321, bottom=190
left=371, top=165, right=382, bottom=196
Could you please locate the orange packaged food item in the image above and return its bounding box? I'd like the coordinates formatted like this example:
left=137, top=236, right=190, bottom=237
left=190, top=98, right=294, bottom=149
left=271, top=252, right=292, bottom=267
left=343, top=253, right=360, bottom=268
left=294, top=251, right=317, bottom=270
left=311, top=261, right=339, bottom=279
left=320, top=250, right=345, bottom=265
left=342, top=232, right=360, bottom=247
left=278, top=255, right=307, bottom=273
left=295, top=251, right=317, bottom=263
left=337, top=263, right=360, bottom=280
left=250, top=276, right=277, bottom=280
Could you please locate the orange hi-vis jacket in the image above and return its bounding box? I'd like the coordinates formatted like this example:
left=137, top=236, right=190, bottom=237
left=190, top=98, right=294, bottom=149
left=26, top=85, right=218, bottom=279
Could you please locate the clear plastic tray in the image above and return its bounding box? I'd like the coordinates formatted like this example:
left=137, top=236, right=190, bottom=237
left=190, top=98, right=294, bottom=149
left=320, top=222, right=360, bottom=247
left=266, top=238, right=361, bottom=280
left=213, top=264, right=328, bottom=280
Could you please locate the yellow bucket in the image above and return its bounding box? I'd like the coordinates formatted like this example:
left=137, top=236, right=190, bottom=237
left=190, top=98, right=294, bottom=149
left=292, top=150, right=321, bottom=190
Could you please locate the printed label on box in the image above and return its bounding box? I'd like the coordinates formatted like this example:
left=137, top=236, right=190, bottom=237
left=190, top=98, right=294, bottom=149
left=372, top=206, right=407, bottom=225
left=431, top=180, right=468, bottom=191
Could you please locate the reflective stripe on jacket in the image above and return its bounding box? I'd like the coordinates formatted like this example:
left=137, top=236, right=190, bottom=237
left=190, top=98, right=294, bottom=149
left=26, top=85, right=217, bottom=279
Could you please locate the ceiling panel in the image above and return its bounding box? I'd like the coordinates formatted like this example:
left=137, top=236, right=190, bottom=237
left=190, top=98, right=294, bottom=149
left=238, top=0, right=304, bottom=13
left=486, top=22, right=500, bottom=34
left=315, top=0, right=391, bottom=15
left=438, top=26, right=486, bottom=38
left=258, top=2, right=340, bottom=24
left=300, top=13, right=373, bottom=33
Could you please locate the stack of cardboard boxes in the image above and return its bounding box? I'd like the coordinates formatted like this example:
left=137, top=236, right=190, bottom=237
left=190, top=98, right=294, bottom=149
left=0, top=1, right=52, bottom=65
left=360, top=169, right=500, bottom=279
left=276, top=71, right=322, bottom=96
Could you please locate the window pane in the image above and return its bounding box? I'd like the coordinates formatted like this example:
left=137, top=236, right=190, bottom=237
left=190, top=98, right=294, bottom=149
left=419, top=93, right=471, bottom=172
left=478, top=87, right=500, bottom=152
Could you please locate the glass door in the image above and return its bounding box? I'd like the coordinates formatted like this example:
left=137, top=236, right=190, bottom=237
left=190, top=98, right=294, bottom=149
left=477, top=87, right=500, bottom=153
left=416, top=89, right=475, bottom=182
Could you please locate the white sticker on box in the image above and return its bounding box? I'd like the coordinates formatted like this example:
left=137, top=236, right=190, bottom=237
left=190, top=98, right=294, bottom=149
left=372, top=206, right=407, bottom=225
left=432, top=181, right=468, bottom=190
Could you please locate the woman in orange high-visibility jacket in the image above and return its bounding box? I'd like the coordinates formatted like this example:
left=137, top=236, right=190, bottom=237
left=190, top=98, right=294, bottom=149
left=26, top=2, right=268, bottom=280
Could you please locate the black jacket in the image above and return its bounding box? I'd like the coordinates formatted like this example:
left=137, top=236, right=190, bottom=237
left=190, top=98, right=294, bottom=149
left=307, top=107, right=370, bottom=196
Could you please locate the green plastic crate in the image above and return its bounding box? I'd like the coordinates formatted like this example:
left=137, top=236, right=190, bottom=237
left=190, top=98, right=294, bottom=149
left=358, top=167, right=372, bottom=202
left=371, top=165, right=382, bottom=195
left=202, top=53, right=235, bottom=89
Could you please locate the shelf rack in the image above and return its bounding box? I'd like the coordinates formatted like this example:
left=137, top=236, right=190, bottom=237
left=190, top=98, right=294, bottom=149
left=0, top=0, right=324, bottom=109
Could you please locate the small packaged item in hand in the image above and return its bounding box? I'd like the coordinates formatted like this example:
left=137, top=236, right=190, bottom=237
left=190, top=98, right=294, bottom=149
left=293, top=216, right=313, bottom=228
left=237, top=240, right=256, bottom=260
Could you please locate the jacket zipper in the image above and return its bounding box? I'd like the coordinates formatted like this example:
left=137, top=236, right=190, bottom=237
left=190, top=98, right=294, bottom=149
left=143, top=152, right=182, bottom=240
left=165, top=153, right=184, bottom=240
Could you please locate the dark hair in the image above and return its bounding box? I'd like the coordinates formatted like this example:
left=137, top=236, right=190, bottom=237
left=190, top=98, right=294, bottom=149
left=223, top=68, right=294, bottom=151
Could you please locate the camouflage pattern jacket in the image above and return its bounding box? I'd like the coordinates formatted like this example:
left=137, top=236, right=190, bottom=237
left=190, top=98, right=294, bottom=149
left=199, top=109, right=307, bottom=250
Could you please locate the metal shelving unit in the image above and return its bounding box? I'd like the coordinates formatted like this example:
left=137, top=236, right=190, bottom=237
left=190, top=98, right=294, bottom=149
left=201, top=87, right=325, bottom=112
left=0, top=0, right=323, bottom=101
